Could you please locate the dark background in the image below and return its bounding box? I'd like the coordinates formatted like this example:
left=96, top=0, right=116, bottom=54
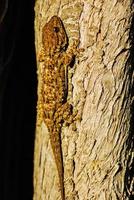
left=0, top=0, right=36, bottom=200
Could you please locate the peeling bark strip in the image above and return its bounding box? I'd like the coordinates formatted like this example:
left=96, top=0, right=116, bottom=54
left=34, top=1, right=134, bottom=200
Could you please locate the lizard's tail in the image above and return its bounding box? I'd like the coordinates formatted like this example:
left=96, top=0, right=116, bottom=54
left=50, top=125, right=65, bottom=200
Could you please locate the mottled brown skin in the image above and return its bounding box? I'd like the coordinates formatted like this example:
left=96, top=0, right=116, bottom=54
left=38, top=16, right=81, bottom=200
left=42, top=16, right=68, bottom=56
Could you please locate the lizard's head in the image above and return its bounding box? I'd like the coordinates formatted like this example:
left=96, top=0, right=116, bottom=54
left=42, top=16, right=68, bottom=56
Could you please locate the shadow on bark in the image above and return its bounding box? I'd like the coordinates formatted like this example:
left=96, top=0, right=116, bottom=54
left=124, top=12, right=134, bottom=200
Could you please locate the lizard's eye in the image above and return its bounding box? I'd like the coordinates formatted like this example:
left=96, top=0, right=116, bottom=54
left=53, top=27, right=59, bottom=33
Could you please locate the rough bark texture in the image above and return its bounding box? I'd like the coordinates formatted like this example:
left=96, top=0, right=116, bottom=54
left=34, top=0, right=134, bottom=199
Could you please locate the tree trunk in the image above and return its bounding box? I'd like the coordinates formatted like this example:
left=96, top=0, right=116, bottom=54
left=33, top=0, right=134, bottom=199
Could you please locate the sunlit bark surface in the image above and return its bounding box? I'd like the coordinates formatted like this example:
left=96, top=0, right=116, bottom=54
left=34, top=1, right=134, bottom=199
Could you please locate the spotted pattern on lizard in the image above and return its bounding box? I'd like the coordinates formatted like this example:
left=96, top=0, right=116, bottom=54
left=37, top=15, right=82, bottom=200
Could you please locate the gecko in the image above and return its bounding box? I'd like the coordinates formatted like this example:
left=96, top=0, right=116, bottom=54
left=38, top=15, right=82, bottom=200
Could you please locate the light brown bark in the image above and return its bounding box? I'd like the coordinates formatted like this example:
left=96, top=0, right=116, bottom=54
left=34, top=0, right=134, bottom=199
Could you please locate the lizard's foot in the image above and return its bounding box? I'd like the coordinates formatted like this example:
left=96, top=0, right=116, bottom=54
left=54, top=102, right=74, bottom=126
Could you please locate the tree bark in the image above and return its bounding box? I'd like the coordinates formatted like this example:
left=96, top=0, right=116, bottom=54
left=34, top=0, right=134, bottom=199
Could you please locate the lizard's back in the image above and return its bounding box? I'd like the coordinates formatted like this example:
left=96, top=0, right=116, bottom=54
left=41, top=16, right=68, bottom=200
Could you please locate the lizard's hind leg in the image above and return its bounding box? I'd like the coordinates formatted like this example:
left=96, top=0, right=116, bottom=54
left=54, top=102, right=74, bottom=125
